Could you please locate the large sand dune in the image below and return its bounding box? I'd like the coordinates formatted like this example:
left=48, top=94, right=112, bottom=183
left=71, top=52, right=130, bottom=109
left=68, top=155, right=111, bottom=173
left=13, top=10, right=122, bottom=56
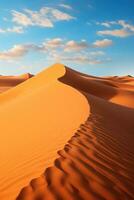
left=0, top=64, right=134, bottom=200
left=0, top=64, right=89, bottom=200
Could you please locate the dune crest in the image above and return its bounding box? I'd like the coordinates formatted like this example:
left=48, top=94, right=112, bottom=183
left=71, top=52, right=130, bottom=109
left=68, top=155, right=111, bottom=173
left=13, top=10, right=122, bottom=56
left=0, top=64, right=89, bottom=200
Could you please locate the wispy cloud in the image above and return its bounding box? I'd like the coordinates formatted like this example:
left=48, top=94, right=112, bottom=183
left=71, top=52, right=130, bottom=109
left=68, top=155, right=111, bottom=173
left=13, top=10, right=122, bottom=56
left=12, top=10, right=35, bottom=27
left=97, top=20, right=134, bottom=37
left=60, top=55, right=104, bottom=64
left=11, top=7, right=75, bottom=28
left=0, top=26, right=24, bottom=34
left=118, top=20, right=134, bottom=32
left=0, top=45, right=29, bottom=60
left=96, top=21, right=117, bottom=28
left=0, top=44, right=41, bottom=60
left=93, top=39, right=113, bottom=47
left=43, top=38, right=63, bottom=49
left=64, top=40, right=89, bottom=52
left=59, top=4, right=72, bottom=10
left=96, top=22, right=111, bottom=28
left=43, top=39, right=112, bottom=52
left=0, top=38, right=111, bottom=65
left=98, top=29, right=131, bottom=37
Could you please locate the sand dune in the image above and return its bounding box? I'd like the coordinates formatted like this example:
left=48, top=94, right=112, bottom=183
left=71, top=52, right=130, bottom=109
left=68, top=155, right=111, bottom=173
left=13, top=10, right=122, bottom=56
left=0, top=64, right=134, bottom=200
left=0, top=64, right=89, bottom=200
left=60, top=68, right=134, bottom=108
left=0, top=73, right=33, bottom=93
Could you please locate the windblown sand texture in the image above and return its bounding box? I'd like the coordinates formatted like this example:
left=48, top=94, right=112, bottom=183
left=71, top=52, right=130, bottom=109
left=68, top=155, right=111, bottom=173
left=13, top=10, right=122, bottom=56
left=0, top=64, right=134, bottom=200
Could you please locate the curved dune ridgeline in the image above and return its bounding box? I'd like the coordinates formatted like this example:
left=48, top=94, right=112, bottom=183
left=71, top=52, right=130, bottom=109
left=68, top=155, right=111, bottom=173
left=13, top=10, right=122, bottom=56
left=0, top=64, right=89, bottom=200
left=0, top=64, right=134, bottom=200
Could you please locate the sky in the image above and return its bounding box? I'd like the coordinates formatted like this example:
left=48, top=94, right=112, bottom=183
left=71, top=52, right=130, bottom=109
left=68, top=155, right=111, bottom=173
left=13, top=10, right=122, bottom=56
left=0, top=0, right=134, bottom=76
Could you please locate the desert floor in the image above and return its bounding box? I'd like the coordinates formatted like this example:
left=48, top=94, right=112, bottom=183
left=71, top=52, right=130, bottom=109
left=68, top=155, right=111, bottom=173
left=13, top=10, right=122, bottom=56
left=0, top=64, right=134, bottom=200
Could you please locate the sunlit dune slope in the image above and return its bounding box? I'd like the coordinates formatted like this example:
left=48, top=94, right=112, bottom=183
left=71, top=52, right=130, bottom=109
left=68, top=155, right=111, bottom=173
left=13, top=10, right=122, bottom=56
left=0, top=73, right=33, bottom=93
left=0, top=64, right=89, bottom=200
left=17, top=66, right=134, bottom=200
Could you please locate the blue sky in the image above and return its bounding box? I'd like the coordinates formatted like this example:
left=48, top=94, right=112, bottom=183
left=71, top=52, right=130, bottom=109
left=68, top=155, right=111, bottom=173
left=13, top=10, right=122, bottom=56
left=0, top=0, right=134, bottom=76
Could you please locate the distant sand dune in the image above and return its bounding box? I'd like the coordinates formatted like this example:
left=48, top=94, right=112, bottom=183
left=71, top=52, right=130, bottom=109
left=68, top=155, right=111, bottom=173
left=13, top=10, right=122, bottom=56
left=0, top=73, right=33, bottom=93
left=0, top=64, right=134, bottom=200
left=60, top=67, right=134, bottom=108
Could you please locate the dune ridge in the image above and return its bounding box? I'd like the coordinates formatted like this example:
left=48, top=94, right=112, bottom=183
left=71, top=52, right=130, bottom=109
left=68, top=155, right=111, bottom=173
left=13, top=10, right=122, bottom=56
left=0, top=64, right=134, bottom=200
left=0, top=64, right=89, bottom=200
left=17, top=66, right=134, bottom=200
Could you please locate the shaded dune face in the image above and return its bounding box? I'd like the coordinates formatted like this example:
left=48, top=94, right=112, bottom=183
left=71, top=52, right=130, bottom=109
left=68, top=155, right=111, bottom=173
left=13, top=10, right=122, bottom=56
left=60, top=67, right=134, bottom=108
left=0, top=73, right=33, bottom=93
left=16, top=67, right=134, bottom=200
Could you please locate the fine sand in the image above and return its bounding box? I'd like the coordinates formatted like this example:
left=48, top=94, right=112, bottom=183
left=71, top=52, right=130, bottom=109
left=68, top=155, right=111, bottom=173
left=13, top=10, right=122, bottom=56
left=0, top=64, right=89, bottom=200
left=0, top=73, right=33, bottom=93
left=0, top=64, right=134, bottom=200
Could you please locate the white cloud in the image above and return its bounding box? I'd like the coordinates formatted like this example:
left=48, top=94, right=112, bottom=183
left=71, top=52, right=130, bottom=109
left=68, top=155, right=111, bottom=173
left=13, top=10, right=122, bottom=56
left=41, top=39, right=109, bottom=57
left=59, top=4, right=72, bottom=10
left=96, top=21, right=117, bottom=27
left=7, top=26, right=24, bottom=33
left=0, top=45, right=29, bottom=60
left=97, top=29, right=132, bottom=37
left=96, top=22, right=111, bottom=28
left=45, top=8, right=74, bottom=21
left=93, top=39, right=113, bottom=47
left=11, top=7, right=75, bottom=28
left=12, top=11, right=33, bottom=26
left=43, top=38, right=63, bottom=50
left=97, top=20, right=134, bottom=37
left=60, top=55, right=105, bottom=64
left=64, top=40, right=89, bottom=52
left=101, top=22, right=111, bottom=28
left=0, top=44, right=41, bottom=60
left=41, top=39, right=109, bottom=64
left=43, top=39, right=109, bottom=65
left=0, top=26, right=24, bottom=34
left=0, top=38, right=111, bottom=65
left=118, top=20, right=134, bottom=32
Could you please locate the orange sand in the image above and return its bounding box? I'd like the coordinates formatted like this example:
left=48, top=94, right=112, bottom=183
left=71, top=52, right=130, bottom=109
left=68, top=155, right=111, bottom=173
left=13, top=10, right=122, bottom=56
left=0, top=64, right=89, bottom=200
left=0, top=73, right=33, bottom=93
left=0, top=64, right=134, bottom=200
